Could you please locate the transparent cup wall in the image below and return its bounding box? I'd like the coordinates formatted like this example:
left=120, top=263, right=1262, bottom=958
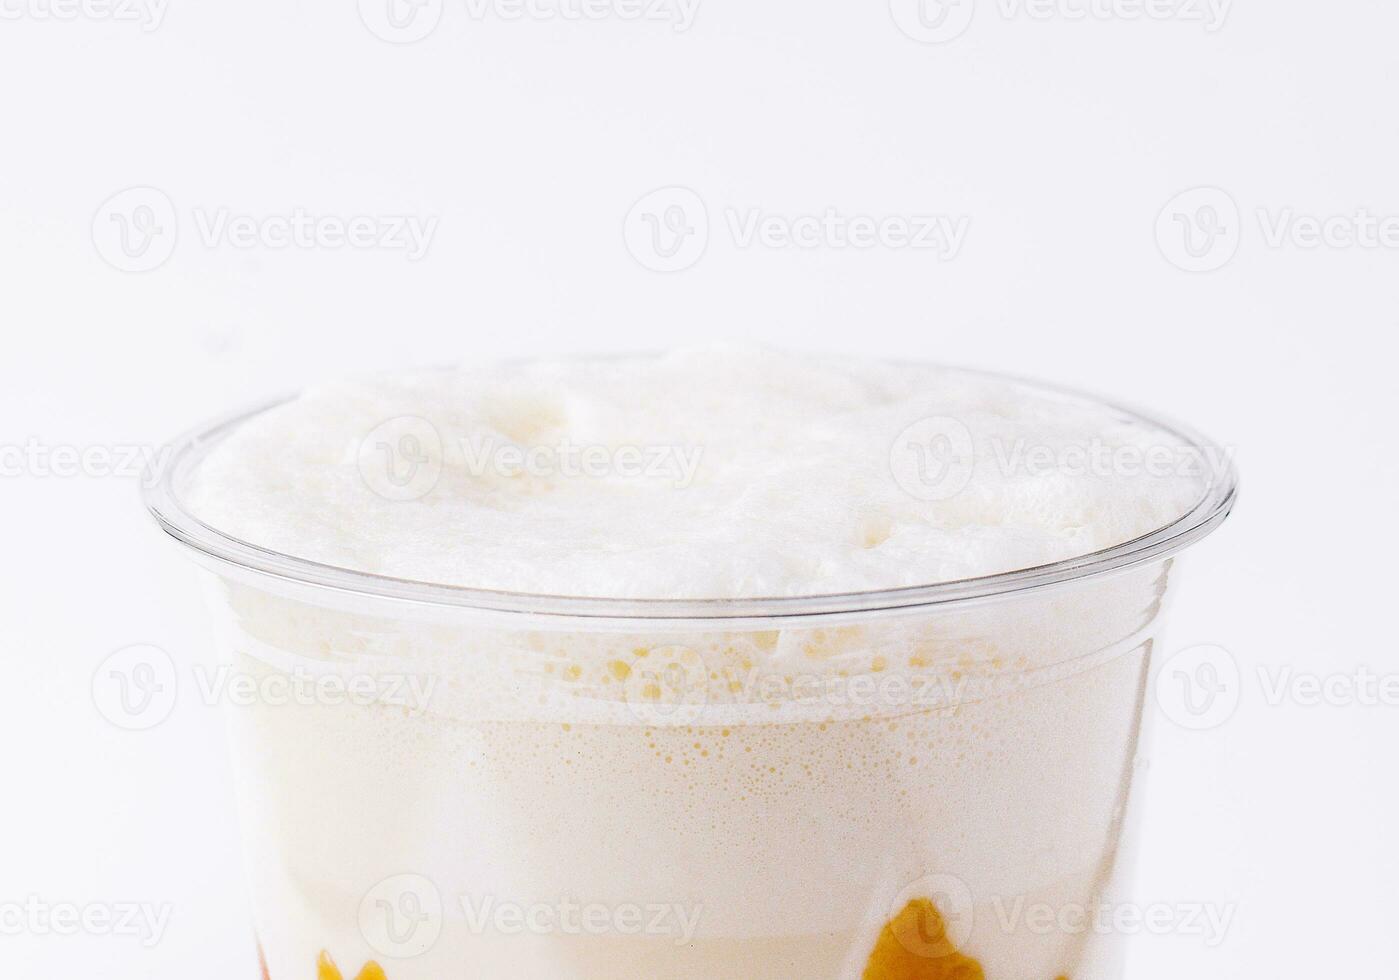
left=197, top=557, right=1177, bottom=980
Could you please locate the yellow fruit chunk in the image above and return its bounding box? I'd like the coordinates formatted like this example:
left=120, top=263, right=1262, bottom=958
left=862, top=901, right=1069, bottom=980
left=864, top=899, right=985, bottom=980
left=316, top=951, right=387, bottom=980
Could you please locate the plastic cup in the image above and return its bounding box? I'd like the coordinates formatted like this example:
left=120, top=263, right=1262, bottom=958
left=143, top=373, right=1236, bottom=980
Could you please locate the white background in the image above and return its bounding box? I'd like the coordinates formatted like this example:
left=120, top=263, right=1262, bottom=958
left=2, top=0, right=1396, bottom=977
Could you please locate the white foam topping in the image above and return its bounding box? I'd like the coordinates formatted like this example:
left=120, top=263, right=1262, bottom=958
left=183, top=348, right=1207, bottom=600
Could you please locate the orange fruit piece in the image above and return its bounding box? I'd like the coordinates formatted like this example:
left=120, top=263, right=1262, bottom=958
left=863, top=900, right=1070, bottom=980
left=864, top=899, right=986, bottom=980
left=316, top=951, right=387, bottom=980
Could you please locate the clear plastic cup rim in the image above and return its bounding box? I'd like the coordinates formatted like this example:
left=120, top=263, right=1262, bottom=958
left=142, top=366, right=1238, bottom=629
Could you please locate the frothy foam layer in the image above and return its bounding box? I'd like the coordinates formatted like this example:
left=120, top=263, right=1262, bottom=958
left=183, top=349, right=1206, bottom=599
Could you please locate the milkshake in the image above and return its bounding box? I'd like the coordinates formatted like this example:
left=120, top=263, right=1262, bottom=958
left=145, top=349, right=1235, bottom=980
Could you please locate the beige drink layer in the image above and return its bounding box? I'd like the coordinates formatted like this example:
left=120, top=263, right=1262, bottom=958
left=208, top=561, right=1169, bottom=980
